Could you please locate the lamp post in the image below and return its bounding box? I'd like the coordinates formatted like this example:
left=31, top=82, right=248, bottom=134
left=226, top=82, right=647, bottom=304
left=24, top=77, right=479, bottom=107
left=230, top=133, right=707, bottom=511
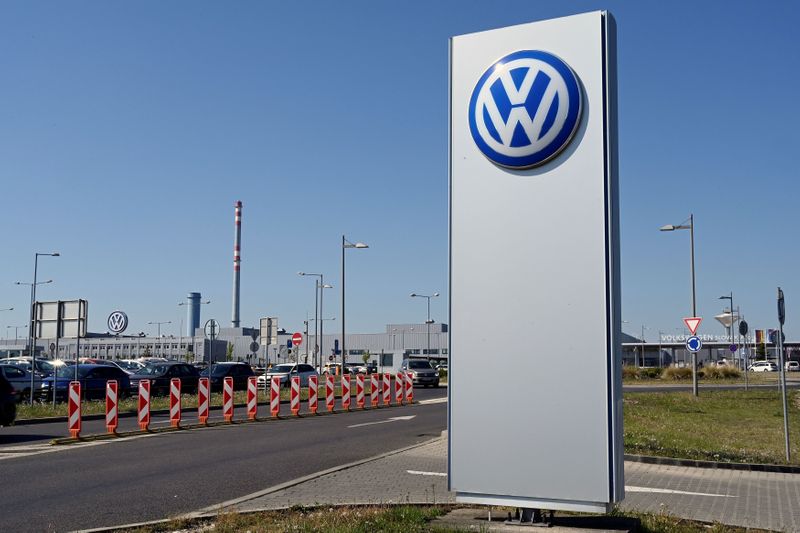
left=309, top=317, right=336, bottom=365
left=342, top=236, right=368, bottom=375
left=640, top=325, right=649, bottom=368
left=299, top=273, right=332, bottom=373
left=147, top=321, right=172, bottom=357
left=660, top=214, right=698, bottom=396
left=719, top=293, right=735, bottom=361
left=410, top=292, right=439, bottom=361
left=18, top=251, right=59, bottom=406
left=6, top=325, right=27, bottom=343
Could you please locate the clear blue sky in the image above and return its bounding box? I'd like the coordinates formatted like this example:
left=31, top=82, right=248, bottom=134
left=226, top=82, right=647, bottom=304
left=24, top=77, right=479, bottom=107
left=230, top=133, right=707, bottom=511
left=1, top=1, right=798, bottom=342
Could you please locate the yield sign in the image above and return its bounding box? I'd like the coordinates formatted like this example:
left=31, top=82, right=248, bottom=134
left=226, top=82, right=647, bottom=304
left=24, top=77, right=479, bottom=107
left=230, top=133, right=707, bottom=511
left=683, top=317, right=702, bottom=336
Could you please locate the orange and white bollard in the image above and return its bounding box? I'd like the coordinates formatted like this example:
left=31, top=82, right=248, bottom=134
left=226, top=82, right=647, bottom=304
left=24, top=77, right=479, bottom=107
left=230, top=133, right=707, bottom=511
left=68, top=381, right=81, bottom=439
left=405, top=372, right=414, bottom=403
left=198, top=377, right=209, bottom=425
left=290, top=376, right=300, bottom=416
left=356, top=373, right=365, bottom=409
left=341, top=374, right=351, bottom=411
left=169, top=378, right=181, bottom=428
left=270, top=376, right=281, bottom=417
left=138, top=379, right=151, bottom=431
left=105, top=380, right=118, bottom=434
left=370, top=373, right=379, bottom=408
left=383, top=372, right=392, bottom=405
left=223, top=376, right=234, bottom=423
left=308, top=375, right=318, bottom=414
left=247, top=376, right=258, bottom=420
left=395, top=372, right=404, bottom=405
left=325, top=374, right=335, bottom=412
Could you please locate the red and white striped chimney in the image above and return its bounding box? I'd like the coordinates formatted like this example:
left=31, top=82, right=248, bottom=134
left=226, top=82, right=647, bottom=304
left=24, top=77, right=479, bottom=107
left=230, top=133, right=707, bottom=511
left=231, top=201, right=242, bottom=328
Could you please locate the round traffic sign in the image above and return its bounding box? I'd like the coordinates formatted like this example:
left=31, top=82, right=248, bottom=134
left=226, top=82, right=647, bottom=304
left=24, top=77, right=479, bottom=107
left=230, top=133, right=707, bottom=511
left=249, top=341, right=259, bottom=353
left=291, top=332, right=303, bottom=346
left=204, top=319, right=219, bottom=339
left=686, top=335, right=702, bottom=352
left=729, top=344, right=738, bottom=353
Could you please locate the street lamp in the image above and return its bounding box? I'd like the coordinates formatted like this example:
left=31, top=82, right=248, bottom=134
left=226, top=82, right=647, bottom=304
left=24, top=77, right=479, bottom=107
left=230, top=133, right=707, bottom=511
left=299, top=272, right=332, bottom=373
left=410, top=292, right=440, bottom=361
left=342, top=236, right=368, bottom=375
left=660, top=215, right=698, bottom=396
left=6, top=325, right=27, bottom=343
left=308, top=317, right=336, bottom=365
left=17, top=250, right=59, bottom=405
left=147, top=321, right=172, bottom=357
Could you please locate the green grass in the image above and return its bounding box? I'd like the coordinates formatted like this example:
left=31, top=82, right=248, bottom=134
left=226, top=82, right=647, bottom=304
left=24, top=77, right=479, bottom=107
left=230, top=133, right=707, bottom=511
left=122, top=505, right=771, bottom=533
left=623, top=389, right=800, bottom=464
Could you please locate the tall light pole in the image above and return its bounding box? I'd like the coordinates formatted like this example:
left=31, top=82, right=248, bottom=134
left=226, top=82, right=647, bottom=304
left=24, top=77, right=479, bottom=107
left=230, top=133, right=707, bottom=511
left=660, top=214, right=698, bottom=396
left=342, top=236, right=368, bottom=374
left=147, top=321, right=172, bottom=357
left=17, top=250, right=58, bottom=406
left=410, top=292, right=439, bottom=361
left=299, top=272, right=330, bottom=373
left=640, top=325, right=649, bottom=368
left=719, top=293, right=735, bottom=360
left=6, top=325, right=27, bottom=343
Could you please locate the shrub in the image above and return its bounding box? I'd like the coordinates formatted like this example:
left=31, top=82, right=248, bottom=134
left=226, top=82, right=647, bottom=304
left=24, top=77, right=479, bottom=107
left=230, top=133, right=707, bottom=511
left=662, top=366, right=693, bottom=380
left=639, top=367, right=662, bottom=379
left=700, top=365, right=742, bottom=379
left=622, top=366, right=639, bottom=379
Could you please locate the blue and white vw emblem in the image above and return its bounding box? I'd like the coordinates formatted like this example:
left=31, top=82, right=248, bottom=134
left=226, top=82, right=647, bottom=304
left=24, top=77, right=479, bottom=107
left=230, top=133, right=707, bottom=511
left=469, top=50, right=582, bottom=169
left=107, top=310, right=128, bottom=334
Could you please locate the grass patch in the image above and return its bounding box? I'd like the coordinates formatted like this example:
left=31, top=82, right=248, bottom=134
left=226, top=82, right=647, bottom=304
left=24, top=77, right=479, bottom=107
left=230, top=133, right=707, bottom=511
left=623, top=389, right=800, bottom=464
left=122, top=505, right=770, bottom=533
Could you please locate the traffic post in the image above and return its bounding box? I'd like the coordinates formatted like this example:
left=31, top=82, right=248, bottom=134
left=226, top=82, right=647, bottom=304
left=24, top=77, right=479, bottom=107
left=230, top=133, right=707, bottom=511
left=270, top=376, right=281, bottom=417
left=138, top=379, right=151, bottom=431
left=405, top=372, right=413, bottom=403
left=308, top=374, right=318, bottom=414
left=247, top=376, right=258, bottom=420
left=290, top=376, right=300, bottom=416
left=223, top=376, right=234, bottom=423
left=341, top=374, right=351, bottom=411
left=292, top=332, right=303, bottom=348
left=383, top=372, right=391, bottom=405
left=325, top=374, right=335, bottom=412
left=105, top=380, right=118, bottom=434
left=198, top=377, right=209, bottom=425
left=370, top=373, right=379, bottom=408
left=395, top=372, right=403, bottom=405
left=356, top=373, right=365, bottom=409
left=68, top=381, right=81, bottom=439
left=169, top=378, right=181, bottom=428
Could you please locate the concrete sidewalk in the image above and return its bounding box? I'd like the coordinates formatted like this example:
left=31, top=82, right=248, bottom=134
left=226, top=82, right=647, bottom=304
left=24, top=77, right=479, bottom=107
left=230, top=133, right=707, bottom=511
left=226, top=436, right=800, bottom=532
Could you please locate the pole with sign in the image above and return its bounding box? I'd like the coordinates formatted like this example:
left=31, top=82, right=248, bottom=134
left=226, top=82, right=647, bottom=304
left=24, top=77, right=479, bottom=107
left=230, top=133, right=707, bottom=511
left=204, top=319, right=219, bottom=368
left=777, top=288, right=790, bottom=462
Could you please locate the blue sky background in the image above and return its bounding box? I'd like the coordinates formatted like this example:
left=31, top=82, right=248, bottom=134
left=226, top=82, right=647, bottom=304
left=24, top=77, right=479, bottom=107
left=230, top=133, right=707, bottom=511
left=1, top=1, right=798, bottom=342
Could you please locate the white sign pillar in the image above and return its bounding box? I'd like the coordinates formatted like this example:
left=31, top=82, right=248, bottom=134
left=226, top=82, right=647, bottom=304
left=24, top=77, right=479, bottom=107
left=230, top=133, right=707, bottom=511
left=449, top=11, right=623, bottom=513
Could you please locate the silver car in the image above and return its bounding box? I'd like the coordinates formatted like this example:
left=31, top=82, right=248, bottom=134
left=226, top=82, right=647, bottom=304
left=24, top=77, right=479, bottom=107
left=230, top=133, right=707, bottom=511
left=399, top=359, right=440, bottom=388
left=0, top=364, right=43, bottom=402
left=259, top=363, right=318, bottom=388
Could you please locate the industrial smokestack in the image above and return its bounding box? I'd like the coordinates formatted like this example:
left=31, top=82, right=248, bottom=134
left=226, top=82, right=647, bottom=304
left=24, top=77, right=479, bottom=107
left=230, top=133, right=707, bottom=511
left=231, top=201, right=242, bottom=328
left=186, top=292, right=201, bottom=336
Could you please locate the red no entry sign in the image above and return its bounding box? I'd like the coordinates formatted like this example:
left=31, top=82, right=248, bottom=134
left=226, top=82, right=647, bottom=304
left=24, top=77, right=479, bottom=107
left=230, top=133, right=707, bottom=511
left=292, top=332, right=303, bottom=346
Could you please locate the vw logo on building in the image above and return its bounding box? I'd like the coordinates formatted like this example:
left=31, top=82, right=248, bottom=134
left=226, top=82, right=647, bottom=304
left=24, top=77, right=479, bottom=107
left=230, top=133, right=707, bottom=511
left=107, top=310, right=128, bottom=334
left=469, top=50, right=582, bottom=169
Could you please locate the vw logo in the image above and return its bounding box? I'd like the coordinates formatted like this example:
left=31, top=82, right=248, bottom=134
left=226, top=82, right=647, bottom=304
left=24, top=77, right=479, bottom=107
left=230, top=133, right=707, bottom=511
left=107, top=311, right=128, bottom=334
left=469, top=50, right=582, bottom=169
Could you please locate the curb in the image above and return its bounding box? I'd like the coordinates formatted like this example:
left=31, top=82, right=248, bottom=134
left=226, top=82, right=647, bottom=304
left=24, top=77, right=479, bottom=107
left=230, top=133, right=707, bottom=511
left=624, top=454, right=800, bottom=474
left=74, top=435, right=445, bottom=533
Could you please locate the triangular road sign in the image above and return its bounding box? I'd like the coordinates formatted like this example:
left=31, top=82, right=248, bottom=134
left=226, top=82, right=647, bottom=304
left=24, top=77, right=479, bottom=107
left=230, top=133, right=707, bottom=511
left=683, top=317, right=702, bottom=335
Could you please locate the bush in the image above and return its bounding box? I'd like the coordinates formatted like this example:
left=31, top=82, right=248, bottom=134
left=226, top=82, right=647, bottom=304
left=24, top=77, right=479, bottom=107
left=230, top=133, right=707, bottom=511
left=699, top=365, right=742, bottom=379
left=639, top=367, right=662, bottom=379
left=622, top=366, right=639, bottom=380
left=662, top=367, right=693, bottom=380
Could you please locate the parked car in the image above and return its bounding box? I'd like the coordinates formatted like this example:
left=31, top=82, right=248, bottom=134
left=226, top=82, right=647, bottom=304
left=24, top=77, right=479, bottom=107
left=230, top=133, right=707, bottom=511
left=113, top=359, right=149, bottom=374
left=0, top=364, right=43, bottom=402
left=399, top=359, right=440, bottom=387
left=0, top=374, right=17, bottom=426
left=128, top=362, right=201, bottom=396
left=200, top=362, right=255, bottom=391
left=748, top=361, right=778, bottom=372
left=38, top=364, right=132, bottom=401
left=0, top=357, right=60, bottom=377
left=785, top=361, right=800, bottom=372
left=322, top=363, right=359, bottom=375
left=259, top=363, right=318, bottom=388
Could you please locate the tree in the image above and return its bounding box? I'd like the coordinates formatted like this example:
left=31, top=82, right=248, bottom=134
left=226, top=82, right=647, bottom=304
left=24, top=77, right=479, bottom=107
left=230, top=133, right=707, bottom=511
left=226, top=342, right=234, bottom=362
left=362, top=350, right=370, bottom=365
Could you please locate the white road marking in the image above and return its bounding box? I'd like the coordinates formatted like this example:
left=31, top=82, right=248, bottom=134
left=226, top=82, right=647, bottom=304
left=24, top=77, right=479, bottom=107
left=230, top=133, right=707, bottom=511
left=407, top=470, right=447, bottom=477
left=347, top=415, right=416, bottom=428
left=626, top=485, right=736, bottom=498
left=418, top=397, right=447, bottom=405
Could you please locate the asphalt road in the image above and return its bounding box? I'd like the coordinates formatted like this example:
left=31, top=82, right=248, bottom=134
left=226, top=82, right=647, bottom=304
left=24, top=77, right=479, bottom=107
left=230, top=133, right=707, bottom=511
left=0, top=388, right=447, bottom=533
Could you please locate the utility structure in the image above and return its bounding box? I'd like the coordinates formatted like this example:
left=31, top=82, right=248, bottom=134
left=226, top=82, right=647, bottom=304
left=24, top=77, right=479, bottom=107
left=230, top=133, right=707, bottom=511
left=410, top=292, right=439, bottom=361
left=231, top=201, right=242, bottom=328
left=341, top=235, right=369, bottom=374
